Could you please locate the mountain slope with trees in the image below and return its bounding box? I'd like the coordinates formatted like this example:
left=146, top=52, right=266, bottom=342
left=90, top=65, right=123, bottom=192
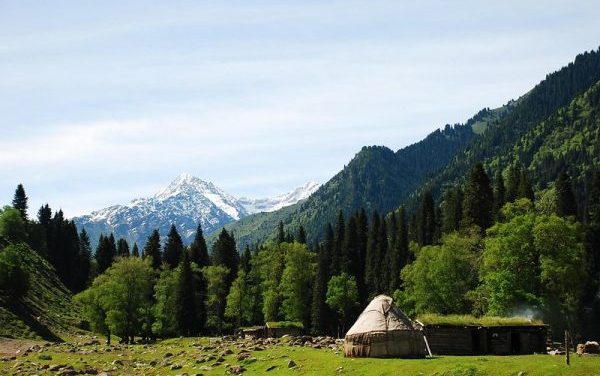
left=218, top=47, right=600, bottom=250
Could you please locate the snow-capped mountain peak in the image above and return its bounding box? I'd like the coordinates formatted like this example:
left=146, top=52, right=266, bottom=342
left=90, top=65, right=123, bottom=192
left=73, top=174, right=319, bottom=247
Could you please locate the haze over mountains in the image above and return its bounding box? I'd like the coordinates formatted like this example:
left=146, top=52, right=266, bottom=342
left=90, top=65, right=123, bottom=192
left=72, top=174, right=319, bottom=246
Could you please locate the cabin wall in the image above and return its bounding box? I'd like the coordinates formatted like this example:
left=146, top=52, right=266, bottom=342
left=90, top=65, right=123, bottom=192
left=423, top=327, right=475, bottom=355
left=424, top=325, right=547, bottom=356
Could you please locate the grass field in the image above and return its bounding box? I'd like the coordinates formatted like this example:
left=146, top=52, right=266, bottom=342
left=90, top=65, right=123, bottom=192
left=1, top=336, right=599, bottom=376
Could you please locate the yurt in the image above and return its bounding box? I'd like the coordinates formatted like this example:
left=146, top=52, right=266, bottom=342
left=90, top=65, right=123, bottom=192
left=344, top=295, right=426, bottom=358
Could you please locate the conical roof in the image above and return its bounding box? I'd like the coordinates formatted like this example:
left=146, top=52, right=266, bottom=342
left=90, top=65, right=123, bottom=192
left=346, top=295, right=415, bottom=336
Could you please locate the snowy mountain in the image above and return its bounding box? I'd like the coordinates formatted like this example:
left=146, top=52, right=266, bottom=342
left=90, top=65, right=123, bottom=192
left=72, top=173, right=319, bottom=248
left=239, top=181, right=320, bottom=214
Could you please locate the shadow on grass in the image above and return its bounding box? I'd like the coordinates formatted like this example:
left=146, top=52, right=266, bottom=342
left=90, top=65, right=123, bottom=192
left=7, top=300, right=62, bottom=342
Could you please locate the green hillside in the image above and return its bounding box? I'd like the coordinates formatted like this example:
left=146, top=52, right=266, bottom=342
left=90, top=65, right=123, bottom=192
left=0, top=243, right=83, bottom=341
left=210, top=47, right=600, bottom=250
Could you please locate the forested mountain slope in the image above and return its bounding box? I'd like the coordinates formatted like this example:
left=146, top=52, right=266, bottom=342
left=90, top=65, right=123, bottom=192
left=215, top=47, right=600, bottom=249
left=405, top=47, right=600, bottom=210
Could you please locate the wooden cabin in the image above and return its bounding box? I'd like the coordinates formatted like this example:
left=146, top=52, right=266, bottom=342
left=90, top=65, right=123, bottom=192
left=417, top=316, right=547, bottom=355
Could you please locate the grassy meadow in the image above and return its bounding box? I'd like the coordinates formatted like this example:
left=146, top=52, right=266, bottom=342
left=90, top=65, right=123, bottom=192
left=1, top=336, right=599, bottom=376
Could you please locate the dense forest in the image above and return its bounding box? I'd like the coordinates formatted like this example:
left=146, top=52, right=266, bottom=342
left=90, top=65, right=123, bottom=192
left=1, top=47, right=600, bottom=345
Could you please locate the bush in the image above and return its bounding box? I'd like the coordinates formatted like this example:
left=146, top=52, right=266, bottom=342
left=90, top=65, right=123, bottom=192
left=0, top=245, right=29, bottom=298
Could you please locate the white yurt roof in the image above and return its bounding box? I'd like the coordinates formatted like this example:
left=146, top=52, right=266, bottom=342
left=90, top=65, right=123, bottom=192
left=346, top=295, right=415, bottom=336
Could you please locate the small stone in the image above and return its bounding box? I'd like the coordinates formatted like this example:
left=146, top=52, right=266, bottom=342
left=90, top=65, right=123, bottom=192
left=266, top=365, right=277, bottom=372
left=111, top=360, right=123, bottom=366
left=164, top=352, right=174, bottom=358
left=171, top=364, right=182, bottom=370
left=287, top=360, right=296, bottom=368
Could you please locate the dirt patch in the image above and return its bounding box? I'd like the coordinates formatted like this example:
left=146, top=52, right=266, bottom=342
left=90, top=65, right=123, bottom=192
left=0, top=337, right=43, bottom=356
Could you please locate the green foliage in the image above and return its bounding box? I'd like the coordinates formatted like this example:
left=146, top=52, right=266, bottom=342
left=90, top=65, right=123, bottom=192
left=417, top=314, right=544, bottom=327
left=210, top=228, right=238, bottom=291
left=461, top=163, right=494, bottom=232
left=189, top=224, right=210, bottom=268
left=280, top=242, right=315, bottom=326
left=225, top=268, right=252, bottom=327
left=0, top=207, right=27, bottom=243
left=399, top=232, right=480, bottom=316
left=152, top=267, right=178, bottom=337
left=325, top=272, right=359, bottom=333
left=201, top=265, right=229, bottom=333
left=75, top=257, right=155, bottom=342
left=0, top=244, right=29, bottom=298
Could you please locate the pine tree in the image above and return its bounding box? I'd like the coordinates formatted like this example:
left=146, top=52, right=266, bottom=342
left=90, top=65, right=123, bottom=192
left=12, top=184, right=28, bottom=221
left=419, top=191, right=436, bottom=245
left=441, top=187, right=463, bottom=234
left=163, top=224, right=184, bottom=269
left=356, top=209, right=369, bottom=304
left=506, top=165, right=520, bottom=202
left=341, top=214, right=359, bottom=276
left=311, top=225, right=334, bottom=335
left=240, top=245, right=252, bottom=273
left=277, top=221, right=285, bottom=244
left=556, top=170, right=577, bottom=217
left=331, top=210, right=345, bottom=276
left=175, top=251, right=197, bottom=336
left=117, top=238, right=130, bottom=257
left=95, top=234, right=116, bottom=274
left=389, top=206, right=408, bottom=293
left=107, top=233, right=117, bottom=261
left=143, top=230, right=162, bottom=269
left=189, top=224, right=210, bottom=268
left=296, top=226, right=307, bottom=244
left=77, top=228, right=92, bottom=291
left=365, top=211, right=381, bottom=297
left=131, top=243, right=140, bottom=257
left=493, top=170, right=506, bottom=218
left=376, top=214, right=389, bottom=293
left=211, top=228, right=239, bottom=290
left=518, top=170, right=535, bottom=202
left=461, top=163, right=494, bottom=232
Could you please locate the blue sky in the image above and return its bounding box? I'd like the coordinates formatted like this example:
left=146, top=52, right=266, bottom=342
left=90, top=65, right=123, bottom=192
left=1, top=1, right=599, bottom=217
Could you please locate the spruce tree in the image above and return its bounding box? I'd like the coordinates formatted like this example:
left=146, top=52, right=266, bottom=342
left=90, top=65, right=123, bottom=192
left=95, top=234, right=115, bottom=274
left=354, top=209, right=369, bottom=303
left=331, top=210, right=345, bottom=276
left=419, top=191, right=436, bottom=245
left=277, top=221, right=285, bottom=244
left=107, top=234, right=117, bottom=262
left=493, top=170, right=506, bottom=218
left=461, top=163, right=494, bottom=232
left=506, top=165, right=520, bottom=203
left=77, top=228, right=92, bottom=292
left=131, top=243, right=140, bottom=257
left=175, top=251, right=197, bottom=336
left=365, top=211, right=381, bottom=297
left=117, top=238, right=130, bottom=257
left=164, top=225, right=184, bottom=269
left=556, top=170, right=578, bottom=217
left=389, top=206, right=408, bottom=292
left=143, top=230, right=162, bottom=269
left=311, top=225, right=334, bottom=335
left=342, top=214, right=358, bottom=276
left=189, top=223, right=210, bottom=267
left=12, top=184, right=28, bottom=221
left=296, top=226, right=307, bottom=244
left=211, top=228, right=239, bottom=290
left=377, top=214, right=389, bottom=293
left=441, top=187, right=463, bottom=234
left=518, top=170, right=535, bottom=202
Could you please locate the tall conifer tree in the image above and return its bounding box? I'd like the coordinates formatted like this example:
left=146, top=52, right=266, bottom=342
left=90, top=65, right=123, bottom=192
left=12, top=184, right=28, bottom=221
left=164, top=225, right=184, bottom=269
left=143, top=230, right=162, bottom=269
left=461, top=163, right=494, bottom=232
left=556, top=170, right=578, bottom=217
left=189, top=223, right=210, bottom=267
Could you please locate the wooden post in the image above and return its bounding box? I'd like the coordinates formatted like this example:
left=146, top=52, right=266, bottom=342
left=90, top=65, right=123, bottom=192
left=565, top=330, right=570, bottom=366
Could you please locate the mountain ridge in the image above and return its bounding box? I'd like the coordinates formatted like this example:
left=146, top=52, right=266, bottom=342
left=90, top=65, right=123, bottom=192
left=73, top=174, right=319, bottom=247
